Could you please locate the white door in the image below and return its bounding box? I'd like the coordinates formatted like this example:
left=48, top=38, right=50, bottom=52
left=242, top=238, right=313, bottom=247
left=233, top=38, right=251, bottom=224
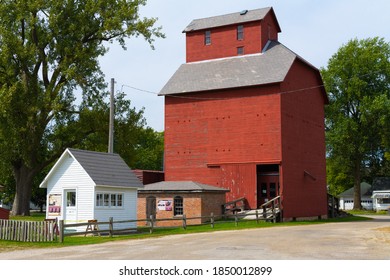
left=64, top=190, right=77, bottom=223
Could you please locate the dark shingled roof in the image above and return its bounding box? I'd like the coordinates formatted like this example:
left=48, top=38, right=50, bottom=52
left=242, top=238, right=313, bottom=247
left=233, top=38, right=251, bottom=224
left=159, top=41, right=318, bottom=96
left=183, top=7, right=280, bottom=33
left=372, top=177, right=390, bottom=191
left=67, top=148, right=143, bottom=188
left=140, top=181, right=229, bottom=193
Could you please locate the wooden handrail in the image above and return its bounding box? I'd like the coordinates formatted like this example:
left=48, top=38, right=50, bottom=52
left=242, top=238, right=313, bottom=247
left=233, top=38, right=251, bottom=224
left=260, top=196, right=281, bottom=208
left=222, top=197, right=246, bottom=207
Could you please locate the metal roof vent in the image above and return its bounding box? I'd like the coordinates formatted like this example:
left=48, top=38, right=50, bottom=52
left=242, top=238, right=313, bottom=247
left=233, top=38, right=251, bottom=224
left=240, top=10, right=248, bottom=15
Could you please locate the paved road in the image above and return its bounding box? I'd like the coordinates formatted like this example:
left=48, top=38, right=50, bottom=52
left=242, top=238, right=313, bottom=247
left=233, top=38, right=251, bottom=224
left=1, top=215, right=389, bottom=260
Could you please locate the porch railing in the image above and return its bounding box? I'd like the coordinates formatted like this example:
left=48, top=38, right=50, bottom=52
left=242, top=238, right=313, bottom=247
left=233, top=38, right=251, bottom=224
left=259, top=196, right=282, bottom=223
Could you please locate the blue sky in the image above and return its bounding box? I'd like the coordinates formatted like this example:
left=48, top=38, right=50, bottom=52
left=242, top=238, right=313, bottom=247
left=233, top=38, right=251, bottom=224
left=98, top=0, right=390, bottom=132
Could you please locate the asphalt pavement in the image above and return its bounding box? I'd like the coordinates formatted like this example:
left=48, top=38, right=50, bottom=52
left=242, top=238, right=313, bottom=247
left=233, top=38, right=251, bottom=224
left=1, top=215, right=389, bottom=260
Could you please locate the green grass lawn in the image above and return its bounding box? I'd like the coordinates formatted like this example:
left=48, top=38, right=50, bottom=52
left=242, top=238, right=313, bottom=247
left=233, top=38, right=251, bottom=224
left=346, top=209, right=389, bottom=215
left=9, top=212, right=46, bottom=221
left=0, top=214, right=370, bottom=252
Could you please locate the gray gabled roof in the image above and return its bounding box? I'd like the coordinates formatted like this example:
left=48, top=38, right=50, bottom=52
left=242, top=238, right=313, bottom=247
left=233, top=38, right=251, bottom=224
left=183, top=7, right=280, bottom=33
left=338, top=182, right=372, bottom=198
left=140, top=181, right=229, bottom=193
left=40, top=148, right=143, bottom=189
left=67, top=148, right=143, bottom=188
left=159, top=41, right=298, bottom=96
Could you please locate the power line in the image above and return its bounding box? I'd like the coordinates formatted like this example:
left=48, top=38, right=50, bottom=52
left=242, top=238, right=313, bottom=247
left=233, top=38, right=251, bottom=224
left=119, top=83, right=326, bottom=101
left=120, top=84, right=158, bottom=95
left=119, top=68, right=387, bottom=102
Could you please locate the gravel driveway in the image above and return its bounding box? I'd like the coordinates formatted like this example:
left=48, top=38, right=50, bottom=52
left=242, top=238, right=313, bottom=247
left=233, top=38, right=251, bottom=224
left=1, top=215, right=389, bottom=260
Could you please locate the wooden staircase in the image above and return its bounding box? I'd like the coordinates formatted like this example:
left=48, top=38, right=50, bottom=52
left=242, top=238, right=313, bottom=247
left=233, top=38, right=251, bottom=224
left=223, top=196, right=282, bottom=223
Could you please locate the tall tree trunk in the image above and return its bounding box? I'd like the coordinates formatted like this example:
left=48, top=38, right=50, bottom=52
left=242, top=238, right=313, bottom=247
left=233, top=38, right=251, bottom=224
left=11, top=164, right=36, bottom=216
left=353, top=159, right=362, bottom=210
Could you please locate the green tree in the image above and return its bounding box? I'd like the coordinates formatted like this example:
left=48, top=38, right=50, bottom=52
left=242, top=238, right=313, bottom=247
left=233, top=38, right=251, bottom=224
left=0, top=0, right=164, bottom=216
left=321, top=37, right=390, bottom=209
left=133, top=129, right=164, bottom=170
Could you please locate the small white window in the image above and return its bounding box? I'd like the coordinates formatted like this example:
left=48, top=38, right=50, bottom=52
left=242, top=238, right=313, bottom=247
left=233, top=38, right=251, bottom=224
left=96, top=192, right=124, bottom=208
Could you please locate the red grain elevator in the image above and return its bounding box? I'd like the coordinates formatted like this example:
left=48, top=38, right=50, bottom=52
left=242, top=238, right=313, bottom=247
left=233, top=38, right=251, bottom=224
left=159, top=7, right=329, bottom=220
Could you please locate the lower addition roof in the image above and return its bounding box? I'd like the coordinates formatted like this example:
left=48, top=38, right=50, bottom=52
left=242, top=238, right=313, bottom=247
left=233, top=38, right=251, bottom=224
left=159, top=40, right=323, bottom=97
left=139, top=181, right=230, bottom=193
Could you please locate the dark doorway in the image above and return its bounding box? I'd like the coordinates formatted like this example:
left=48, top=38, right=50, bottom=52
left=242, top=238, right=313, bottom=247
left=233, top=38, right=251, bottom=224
left=146, top=196, right=156, bottom=220
left=256, top=164, right=280, bottom=208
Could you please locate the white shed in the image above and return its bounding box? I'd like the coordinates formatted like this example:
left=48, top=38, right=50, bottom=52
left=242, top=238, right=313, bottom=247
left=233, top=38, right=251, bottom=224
left=40, top=148, right=144, bottom=231
left=338, top=182, right=373, bottom=210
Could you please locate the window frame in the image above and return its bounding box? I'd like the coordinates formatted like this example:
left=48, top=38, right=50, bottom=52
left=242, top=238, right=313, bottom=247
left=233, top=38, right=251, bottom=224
left=237, top=25, right=244, bottom=40
left=66, top=191, right=76, bottom=207
left=237, top=46, right=244, bottom=55
left=204, top=30, right=211, bottom=45
left=95, top=192, right=124, bottom=208
left=174, top=196, right=184, bottom=216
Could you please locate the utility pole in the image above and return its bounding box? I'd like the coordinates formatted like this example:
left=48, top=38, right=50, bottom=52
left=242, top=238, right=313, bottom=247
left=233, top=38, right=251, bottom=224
left=108, top=78, right=115, bottom=153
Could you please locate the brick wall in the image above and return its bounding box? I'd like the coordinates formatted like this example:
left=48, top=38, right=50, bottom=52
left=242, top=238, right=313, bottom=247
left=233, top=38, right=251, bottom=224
left=137, top=192, right=226, bottom=227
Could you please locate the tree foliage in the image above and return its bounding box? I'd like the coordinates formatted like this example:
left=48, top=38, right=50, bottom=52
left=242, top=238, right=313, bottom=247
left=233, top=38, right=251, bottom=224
left=0, top=0, right=164, bottom=215
left=321, top=37, right=390, bottom=209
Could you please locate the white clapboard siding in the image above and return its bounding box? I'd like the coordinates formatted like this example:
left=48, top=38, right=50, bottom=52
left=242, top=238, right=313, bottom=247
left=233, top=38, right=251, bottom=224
left=94, top=187, right=138, bottom=230
left=46, top=155, right=95, bottom=226
left=42, top=149, right=142, bottom=233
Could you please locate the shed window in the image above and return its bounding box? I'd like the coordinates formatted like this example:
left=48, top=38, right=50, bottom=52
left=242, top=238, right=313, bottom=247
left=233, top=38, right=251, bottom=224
left=96, top=194, right=103, bottom=207
left=174, top=196, right=184, bottom=216
left=96, top=192, right=123, bottom=208
left=205, top=30, right=211, bottom=45
left=237, top=25, right=244, bottom=40
left=66, top=191, right=76, bottom=207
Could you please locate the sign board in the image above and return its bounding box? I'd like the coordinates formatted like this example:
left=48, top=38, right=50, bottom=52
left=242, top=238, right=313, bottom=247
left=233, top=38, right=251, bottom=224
left=157, top=200, right=172, bottom=211
left=48, top=194, right=62, bottom=217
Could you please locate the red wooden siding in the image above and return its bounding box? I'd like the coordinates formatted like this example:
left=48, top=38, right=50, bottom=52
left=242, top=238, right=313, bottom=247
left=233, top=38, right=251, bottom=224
left=164, top=85, right=284, bottom=209
left=163, top=8, right=328, bottom=220
left=0, top=207, right=10, bottom=220
left=280, top=60, right=328, bottom=218
left=220, top=163, right=257, bottom=208
left=163, top=60, right=328, bottom=218
left=186, top=12, right=279, bottom=63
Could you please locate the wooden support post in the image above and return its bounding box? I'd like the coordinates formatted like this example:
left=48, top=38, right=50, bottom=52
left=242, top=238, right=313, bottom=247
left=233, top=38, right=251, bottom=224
left=109, top=217, right=113, bottom=238
left=149, top=215, right=154, bottom=234
left=272, top=201, right=276, bottom=223
left=256, top=210, right=259, bottom=224
left=235, top=212, right=238, bottom=227
left=182, top=214, right=187, bottom=230
left=59, top=220, right=64, bottom=243
left=262, top=205, right=267, bottom=220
